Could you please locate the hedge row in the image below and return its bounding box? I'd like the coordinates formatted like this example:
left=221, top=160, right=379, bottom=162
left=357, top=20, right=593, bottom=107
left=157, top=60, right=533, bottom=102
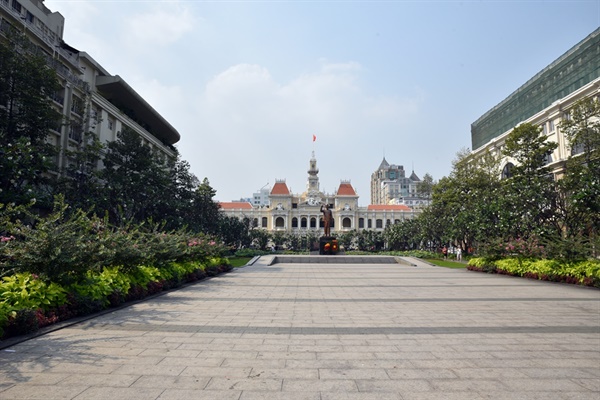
left=467, top=257, right=600, bottom=287
left=0, top=257, right=232, bottom=340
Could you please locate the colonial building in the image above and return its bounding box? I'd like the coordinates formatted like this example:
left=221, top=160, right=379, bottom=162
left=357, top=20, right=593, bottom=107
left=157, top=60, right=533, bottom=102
left=1, top=0, right=179, bottom=174
left=220, top=152, right=420, bottom=234
left=470, top=27, right=600, bottom=178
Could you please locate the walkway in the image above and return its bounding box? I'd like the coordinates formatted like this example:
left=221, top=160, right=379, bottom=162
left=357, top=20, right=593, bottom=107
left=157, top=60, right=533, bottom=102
left=1, top=256, right=599, bottom=399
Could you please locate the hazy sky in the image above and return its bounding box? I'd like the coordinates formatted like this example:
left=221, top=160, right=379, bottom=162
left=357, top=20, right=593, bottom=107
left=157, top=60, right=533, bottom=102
left=45, top=0, right=600, bottom=204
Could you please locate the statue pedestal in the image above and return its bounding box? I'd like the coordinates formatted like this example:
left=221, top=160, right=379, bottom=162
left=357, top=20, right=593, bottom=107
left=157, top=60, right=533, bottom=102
left=319, top=236, right=339, bottom=255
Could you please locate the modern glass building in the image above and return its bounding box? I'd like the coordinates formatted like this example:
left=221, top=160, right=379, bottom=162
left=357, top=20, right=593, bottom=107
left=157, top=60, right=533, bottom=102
left=471, top=28, right=600, bottom=151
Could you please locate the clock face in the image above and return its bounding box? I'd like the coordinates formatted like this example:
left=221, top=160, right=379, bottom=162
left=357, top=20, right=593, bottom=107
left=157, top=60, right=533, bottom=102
left=307, top=197, right=320, bottom=206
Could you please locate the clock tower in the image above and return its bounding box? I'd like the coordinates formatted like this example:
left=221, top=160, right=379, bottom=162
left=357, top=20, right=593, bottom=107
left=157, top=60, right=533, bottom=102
left=306, top=151, right=322, bottom=206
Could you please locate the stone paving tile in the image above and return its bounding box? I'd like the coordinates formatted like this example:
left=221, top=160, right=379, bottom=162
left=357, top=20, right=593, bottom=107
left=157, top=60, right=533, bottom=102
left=0, top=384, right=89, bottom=399
left=319, top=368, right=390, bottom=380
left=320, top=393, right=402, bottom=400
left=131, top=375, right=211, bottom=389
left=157, top=389, right=242, bottom=400
left=72, top=386, right=165, bottom=399
left=240, top=391, right=321, bottom=400
left=204, top=376, right=283, bottom=391
left=1, top=257, right=599, bottom=399
left=57, top=373, right=140, bottom=387
left=355, top=378, right=433, bottom=392
left=282, top=378, right=358, bottom=392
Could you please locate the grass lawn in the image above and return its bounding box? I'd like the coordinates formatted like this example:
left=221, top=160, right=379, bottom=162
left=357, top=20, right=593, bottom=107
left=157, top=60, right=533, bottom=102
left=228, top=257, right=253, bottom=268
left=424, top=259, right=467, bottom=269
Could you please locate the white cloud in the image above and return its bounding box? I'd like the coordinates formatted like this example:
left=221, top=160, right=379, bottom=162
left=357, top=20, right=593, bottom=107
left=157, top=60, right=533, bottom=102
left=125, top=6, right=196, bottom=48
left=178, top=61, right=424, bottom=202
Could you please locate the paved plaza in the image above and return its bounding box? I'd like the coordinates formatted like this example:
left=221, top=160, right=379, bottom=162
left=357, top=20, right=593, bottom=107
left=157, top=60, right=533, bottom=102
left=1, top=256, right=599, bottom=399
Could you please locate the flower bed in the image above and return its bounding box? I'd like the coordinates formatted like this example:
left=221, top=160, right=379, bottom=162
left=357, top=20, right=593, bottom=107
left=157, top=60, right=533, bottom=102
left=467, top=257, right=600, bottom=287
left=0, top=257, right=232, bottom=340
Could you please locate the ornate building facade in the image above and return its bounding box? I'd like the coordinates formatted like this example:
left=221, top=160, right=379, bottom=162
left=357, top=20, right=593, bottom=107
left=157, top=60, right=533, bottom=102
left=220, top=152, right=421, bottom=234
left=1, top=0, right=179, bottom=174
left=470, top=27, right=600, bottom=178
left=370, top=157, right=429, bottom=208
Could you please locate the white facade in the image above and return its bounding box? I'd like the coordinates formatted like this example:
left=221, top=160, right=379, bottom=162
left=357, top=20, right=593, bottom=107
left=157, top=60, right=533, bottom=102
left=470, top=28, right=600, bottom=178
left=370, top=158, right=423, bottom=207
left=1, top=0, right=179, bottom=174
left=472, top=78, right=600, bottom=178
left=220, top=153, right=421, bottom=234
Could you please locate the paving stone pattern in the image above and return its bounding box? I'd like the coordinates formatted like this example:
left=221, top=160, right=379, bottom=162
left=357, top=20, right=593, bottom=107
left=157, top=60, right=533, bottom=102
left=1, top=256, right=599, bottom=400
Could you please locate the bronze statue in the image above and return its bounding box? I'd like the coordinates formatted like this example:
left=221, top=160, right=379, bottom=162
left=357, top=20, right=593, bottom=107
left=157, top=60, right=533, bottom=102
left=320, top=203, right=333, bottom=236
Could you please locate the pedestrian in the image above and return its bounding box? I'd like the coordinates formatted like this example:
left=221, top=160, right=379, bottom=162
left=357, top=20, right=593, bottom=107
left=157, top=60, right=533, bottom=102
left=442, top=245, right=448, bottom=259
left=457, top=247, right=462, bottom=261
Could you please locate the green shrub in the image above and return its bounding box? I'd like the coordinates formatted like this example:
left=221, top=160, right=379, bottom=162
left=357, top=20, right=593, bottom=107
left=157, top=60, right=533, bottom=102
left=1, top=273, right=67, bottom=311
left=0, top=301, right=16, bottom=338
left=234, top=248, right=269, bottom=257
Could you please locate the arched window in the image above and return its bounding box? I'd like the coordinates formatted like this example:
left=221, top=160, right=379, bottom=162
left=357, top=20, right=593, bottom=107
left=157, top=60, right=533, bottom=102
left=262, top=217, right=268, bottom=228
left=342, top=217, right=351, bottom=228
left=501, top=163, right=514, bottom=179
left=275, top=217, right=285, bottom=228
left=310, top=217, right=317, bottom=228
left=376, top=219, right=383, bottom=229
left=252, top=218, right=258, bottom=228
left=386, top=219, right=391, bottom=227
left=358, top=218, right=364, bottom=228
left=301, top=217, right=307, bottom=228
left=292, top=217, right=298, bottom=228
left=368, top=219, right=372, bottom=229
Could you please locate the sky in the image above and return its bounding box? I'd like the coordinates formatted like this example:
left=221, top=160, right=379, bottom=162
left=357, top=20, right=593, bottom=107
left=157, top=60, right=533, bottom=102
left=45, top=0, right=600, bottom=205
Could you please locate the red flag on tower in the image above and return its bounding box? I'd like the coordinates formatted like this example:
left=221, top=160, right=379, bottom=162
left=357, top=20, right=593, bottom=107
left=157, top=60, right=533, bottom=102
left=313, top=134, right=317, bottom=142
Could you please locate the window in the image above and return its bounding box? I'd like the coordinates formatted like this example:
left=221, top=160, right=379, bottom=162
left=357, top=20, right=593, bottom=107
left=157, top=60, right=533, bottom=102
left=252, top=218, right=258, bottom=228
left=310, top=217, right=316, bottom=228
left=301, top=217, right=307, bottom=228
left=542, top=152, right=553, bottom=166
left=11, top=0, right=21, bottom=13
left=275, top=217, right=284, bottom=228
left=342, top=218, right=351, bottom=228
left=368, top=219, right=372, bottom=229
left=25, top=10, right=33, bottom=23
left=261, top=217, right=267, bottom=228
left=549, top=119, right=555, bottom=132
left=571, top=141, right=584, bottom=156
left=501, top=163, right=514, bottom=179
left=68, top=123, right=82, bottom=142
left=71, top=96, right=83, bottom=115
left=358, top=218, right=364, bottom=228
left=376, top=219, right=383, bottom=229
left=292, top=218, right=298, bottom=228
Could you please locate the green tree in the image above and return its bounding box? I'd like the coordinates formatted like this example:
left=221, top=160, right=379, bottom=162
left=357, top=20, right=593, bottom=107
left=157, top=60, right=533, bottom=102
left=191, top=178, right=221, bottom=235
left=416, top=173, right=434, bottom=199
left=424, top=148, right=501, bottom=254
left=218, top=215, right=250, bottom=249
left=499, top=123, right=558, bottom=241
left=250, top=229, right=271, bottom=251
left=56, top=131, right=104, bottom=212
left=99, top=127, right=172, bottom=224
left=553, top=97, right=600, bottom=258
left=0, top=32, right=62, bottom=206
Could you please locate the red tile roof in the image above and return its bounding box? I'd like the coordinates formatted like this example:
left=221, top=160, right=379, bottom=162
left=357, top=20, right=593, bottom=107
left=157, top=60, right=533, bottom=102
left=271, top=181, right=290, bottom=195
left=367, top=204, right=411, bottom=211
left=219, top=202, right=253, bottom=210
left=337, top=182, right=357, bottom=196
